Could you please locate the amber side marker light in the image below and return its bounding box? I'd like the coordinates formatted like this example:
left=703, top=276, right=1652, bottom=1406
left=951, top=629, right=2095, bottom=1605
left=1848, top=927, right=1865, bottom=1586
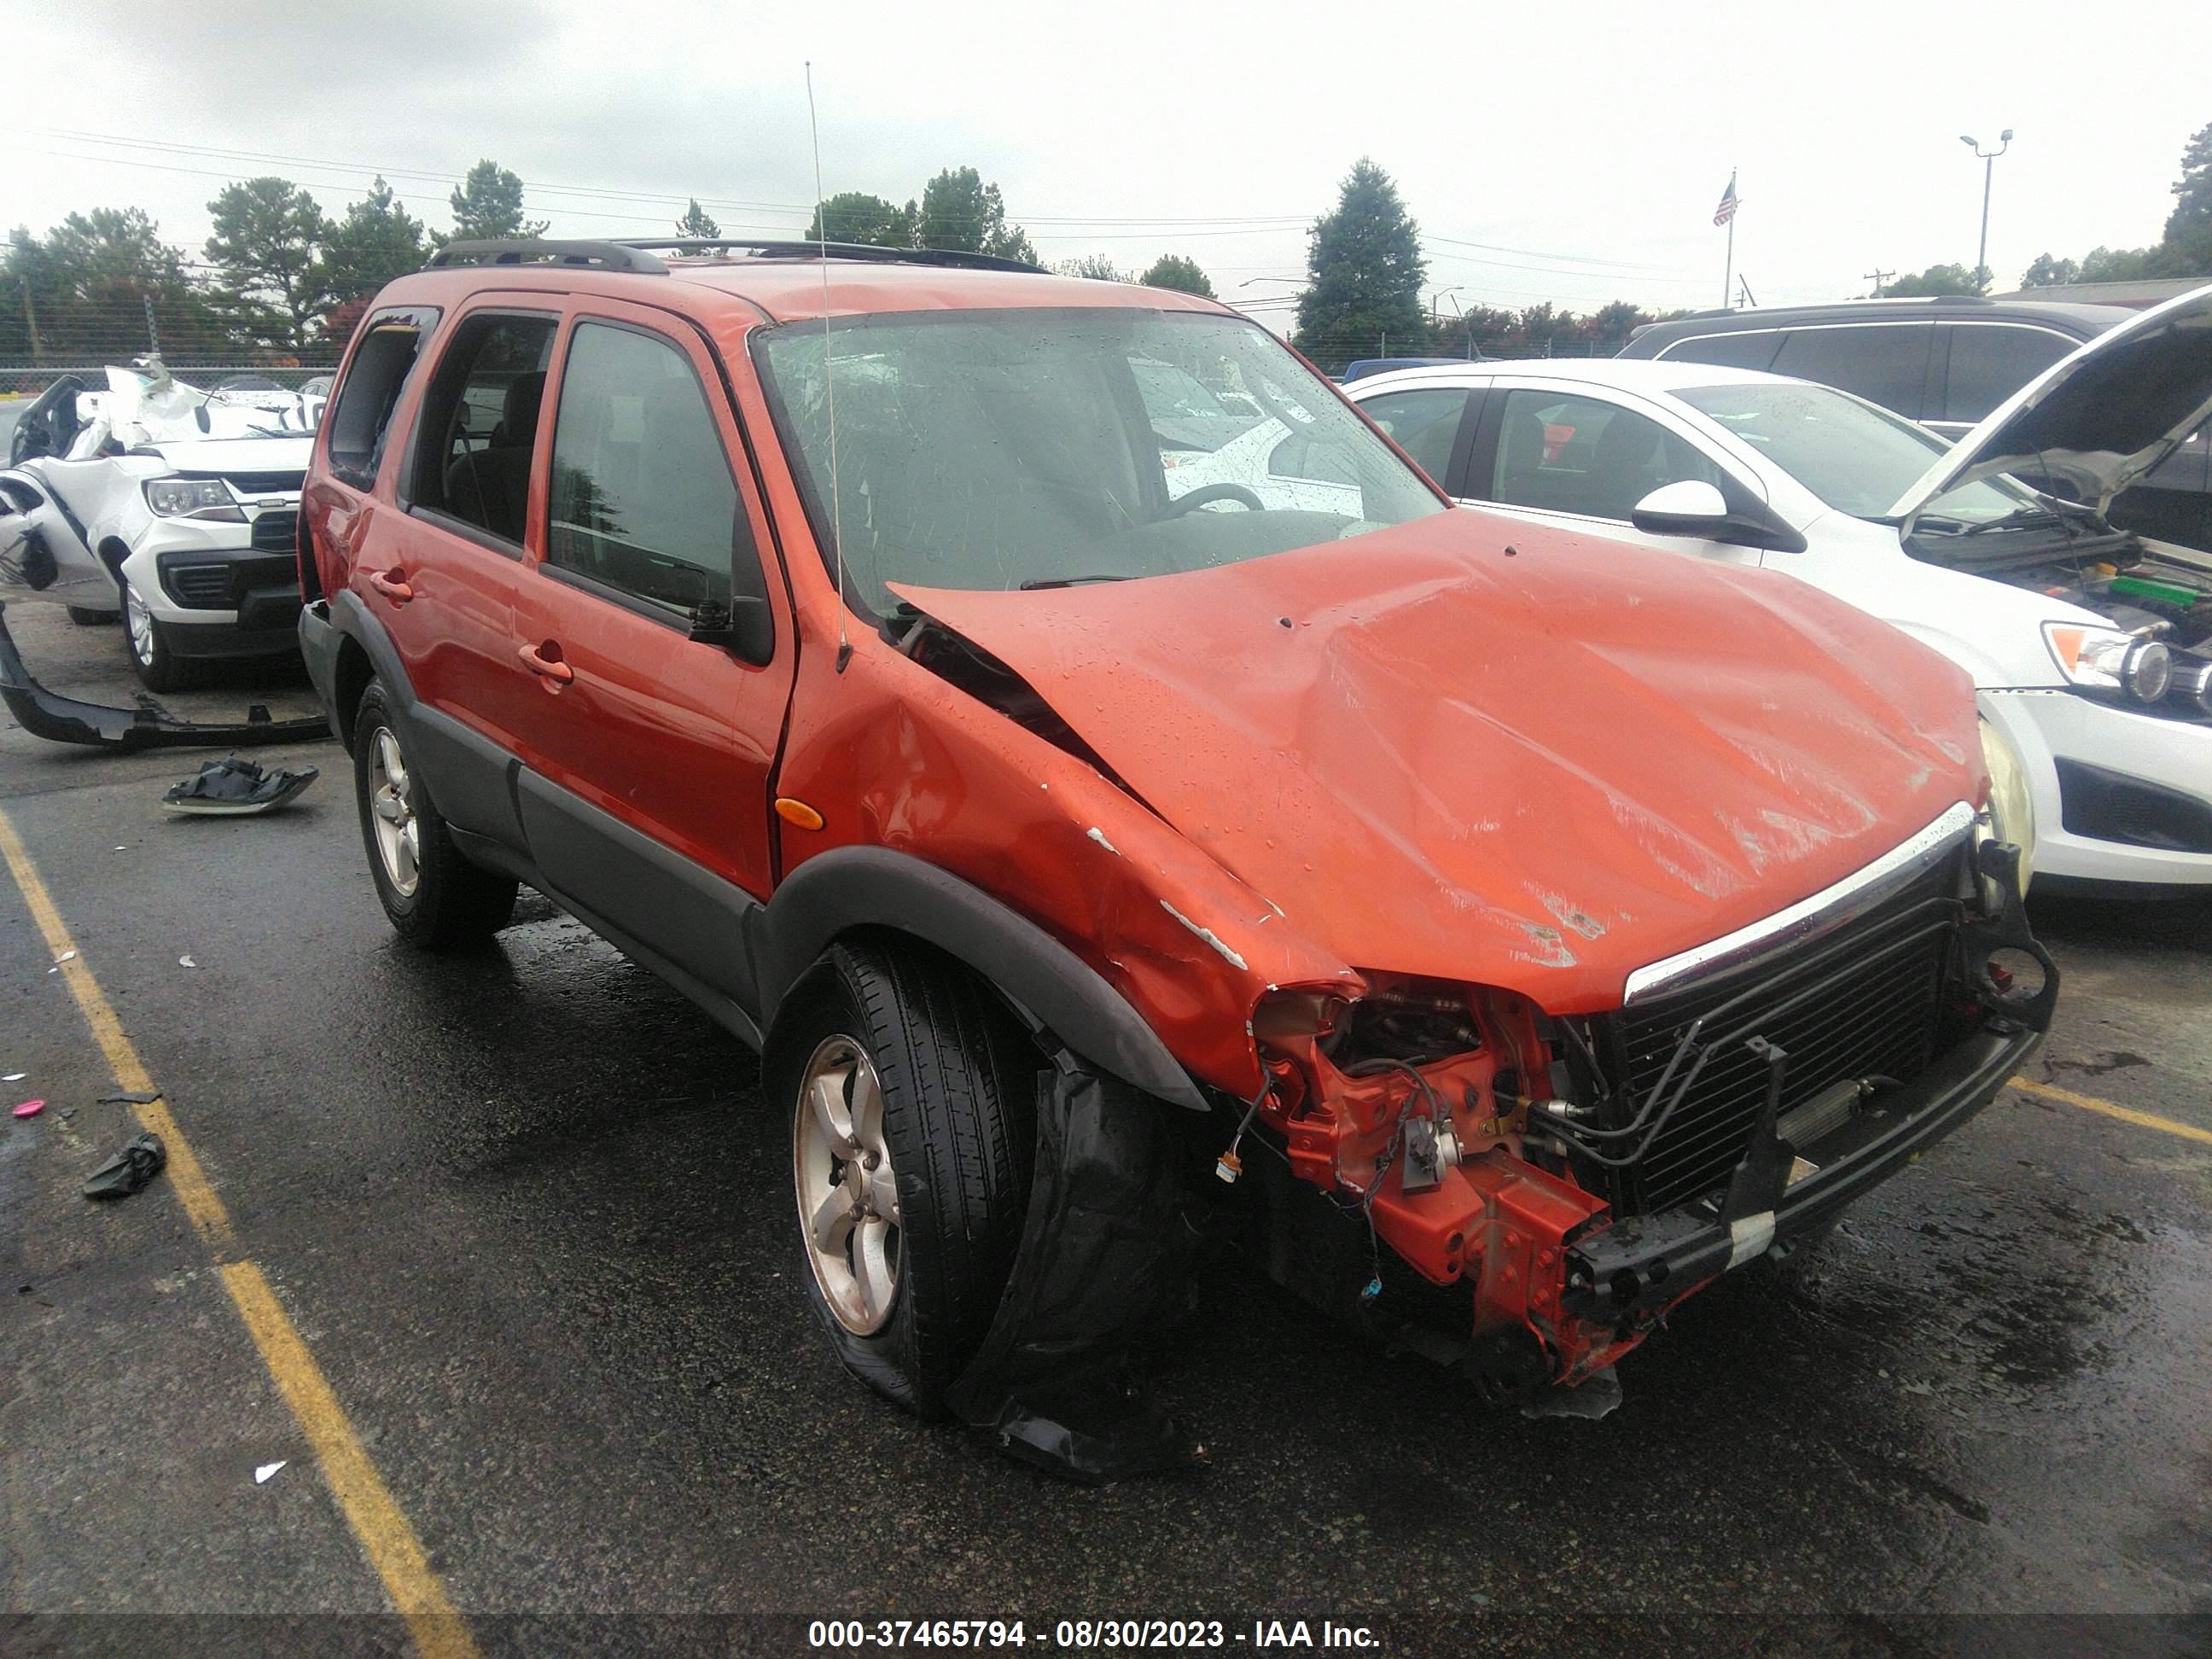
left=775, top=798, right=826, bottom=830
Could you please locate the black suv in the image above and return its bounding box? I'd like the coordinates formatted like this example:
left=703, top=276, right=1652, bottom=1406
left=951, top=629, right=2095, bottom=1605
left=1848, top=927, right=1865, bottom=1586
left=1619, top=297, right=2211, bottom=548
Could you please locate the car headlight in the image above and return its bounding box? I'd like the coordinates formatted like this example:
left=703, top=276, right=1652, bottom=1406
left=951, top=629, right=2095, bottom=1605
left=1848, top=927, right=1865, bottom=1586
left=1976, top=715, right=2035, bottom=900
left=2042, top=621, right=2171, bottom=704
left=142, top=477, right=245, bottom=521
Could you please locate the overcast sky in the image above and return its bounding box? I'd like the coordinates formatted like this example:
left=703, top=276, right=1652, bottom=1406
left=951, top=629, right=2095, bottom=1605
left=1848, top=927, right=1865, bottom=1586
left=9, top=0, right=2205, bottom=329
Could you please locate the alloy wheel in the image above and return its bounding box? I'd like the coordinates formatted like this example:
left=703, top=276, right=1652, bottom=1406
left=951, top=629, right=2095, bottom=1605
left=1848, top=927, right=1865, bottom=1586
left=367, top=726, right=422, bottom=897
left=794, top=1034, right=902, bottom=1336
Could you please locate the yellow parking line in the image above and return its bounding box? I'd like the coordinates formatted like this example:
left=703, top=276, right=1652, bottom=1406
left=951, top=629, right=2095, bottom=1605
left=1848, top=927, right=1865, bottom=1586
left=0, top=805, right=478, bottom=1659
left=2010, top=1075, right=2212, bottom=1147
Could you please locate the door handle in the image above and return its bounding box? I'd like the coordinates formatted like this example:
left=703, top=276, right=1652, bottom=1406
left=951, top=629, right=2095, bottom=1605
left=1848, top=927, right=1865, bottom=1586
left=367, top=569, right=414, bottom=602
left=518, top=641, right=574, bottom=684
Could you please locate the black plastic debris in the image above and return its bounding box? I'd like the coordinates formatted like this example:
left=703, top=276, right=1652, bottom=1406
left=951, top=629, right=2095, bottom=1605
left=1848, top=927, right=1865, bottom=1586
left=97, top=1090, right=161, bottom=1105
left=944, top=1063, right=1199, bottom=1483
left=162, top=754, right=320, bottom=816
left=83, top=1132, right=166, bottom=1202
left=0, top=603, right=329, bottom=751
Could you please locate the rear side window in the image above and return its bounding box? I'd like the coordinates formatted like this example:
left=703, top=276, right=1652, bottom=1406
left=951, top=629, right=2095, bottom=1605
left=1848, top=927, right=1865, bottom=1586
left=1941, top=324, right=2075, bottom=423
left=1768, top=323, right=1932, bottom=418
left=1656, top=329, right=1782, bottom=374
left=324, top=306, right=439, bottom=490
left=545, top=322, right=757, bottom=615
left=407, top=312, right=558, bottom=545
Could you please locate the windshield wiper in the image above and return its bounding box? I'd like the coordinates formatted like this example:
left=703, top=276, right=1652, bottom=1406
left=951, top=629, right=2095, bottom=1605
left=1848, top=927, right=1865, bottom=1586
left=1018, top=573, right=1137, bottom=591
left=1961, top=506, right=2062, bottom=535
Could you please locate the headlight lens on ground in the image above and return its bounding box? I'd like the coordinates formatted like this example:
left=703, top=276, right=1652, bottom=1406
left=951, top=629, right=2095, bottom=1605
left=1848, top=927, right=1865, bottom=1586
left=2042, top=622, right=2172, bottom=703
left=143, top=477, right=244, bottom=521
left=1977, top=715, right=2036, bottom=899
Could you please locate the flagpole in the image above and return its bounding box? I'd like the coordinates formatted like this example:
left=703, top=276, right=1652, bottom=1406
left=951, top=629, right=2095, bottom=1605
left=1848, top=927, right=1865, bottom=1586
left=1722, top=167, right=1736, bottom=310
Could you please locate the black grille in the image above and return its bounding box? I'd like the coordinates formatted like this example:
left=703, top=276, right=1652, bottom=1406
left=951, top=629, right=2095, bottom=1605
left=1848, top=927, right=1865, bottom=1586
left=1583, top=856, right=1967, bottom=1214
left=166, top=563, right=232, bottom=608
left=2056, top=759, right=2212, bottom=855
left=250, top=509, right=298, bottom=552
left=159, top=554, right=300, bottom=610
left=215, top=469, right=306, bottom=494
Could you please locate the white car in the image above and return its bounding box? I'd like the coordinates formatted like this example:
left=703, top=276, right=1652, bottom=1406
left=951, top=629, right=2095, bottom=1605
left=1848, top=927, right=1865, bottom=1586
left=0, top=362, right=319, bottom=690
left=1344, top=287, right=2212, bottom=889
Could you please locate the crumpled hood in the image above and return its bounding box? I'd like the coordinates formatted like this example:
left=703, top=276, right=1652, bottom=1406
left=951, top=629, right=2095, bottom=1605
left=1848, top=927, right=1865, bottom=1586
left=1890, top=282, right=2212, bottom=525
left=893, top=512, right=1982, bottom=1011
left=139, top=435, right=314, bottom=480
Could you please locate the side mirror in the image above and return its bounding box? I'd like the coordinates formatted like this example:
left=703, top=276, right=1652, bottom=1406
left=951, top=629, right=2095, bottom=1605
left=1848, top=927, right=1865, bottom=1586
left=687, top=593, right=776, bottom=666
left=1631, top=479, right=1808, bottom=555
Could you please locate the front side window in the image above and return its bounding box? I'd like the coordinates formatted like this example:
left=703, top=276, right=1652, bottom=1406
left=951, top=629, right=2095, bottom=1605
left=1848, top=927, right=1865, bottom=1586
left=1486, top=390, right=1721, bottom=521
left=754, top=308, right=1439, bottom=611
left=1674, top=379, right=2033, bottom=523
left=1356, top=387, right=1473, bottom=483
left=546, top=323, right=751, bottom=614
left=409, top=312, right=557, bottom=543
left=1941, top=325, right=2076, bottom=424
left=1767, top=323, right=1931, bottom=418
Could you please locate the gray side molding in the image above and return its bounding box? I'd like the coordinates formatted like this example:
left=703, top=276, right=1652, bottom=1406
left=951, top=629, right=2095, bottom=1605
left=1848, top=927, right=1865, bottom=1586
left=754, top=847, right=1209, bottom=1113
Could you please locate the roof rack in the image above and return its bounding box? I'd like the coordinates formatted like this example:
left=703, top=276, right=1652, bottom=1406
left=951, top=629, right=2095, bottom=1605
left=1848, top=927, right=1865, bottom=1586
left=426, top=239, right=668, bottom=274
left=615, top=238, right=1045, bottom=275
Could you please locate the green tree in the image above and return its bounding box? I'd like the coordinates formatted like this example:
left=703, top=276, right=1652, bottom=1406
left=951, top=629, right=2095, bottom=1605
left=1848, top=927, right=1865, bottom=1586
left=2162, top=119, right=2212, bottom=271
left=441, top=160, right=547, bottom=245
left=2079, top=245, right=2159, bottom=282
left=317, top=178, right=427, bottom=313
left=204, top=177, right=332, bottom=351
left=676, top=198, right=721, bottom=239
left=2020, top=253, right=2081, bottom=288
left=913, top=167, right=1036, bottom=263
left=1057, top=254, right=1128, bottom=282
left=6, top=209, right=226, bottom=362
left=1883, top=262, right=1987, bottom=298
left=1138, top=253, right=1214, bottom=297
left=805, top=191, right=914, bottom=247
left=1294, top=159, right=1426, bottom=374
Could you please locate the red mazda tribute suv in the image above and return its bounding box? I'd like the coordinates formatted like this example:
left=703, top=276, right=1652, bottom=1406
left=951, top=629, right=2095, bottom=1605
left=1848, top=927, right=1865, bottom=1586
left=300, top=238, right=2053, bottom=1474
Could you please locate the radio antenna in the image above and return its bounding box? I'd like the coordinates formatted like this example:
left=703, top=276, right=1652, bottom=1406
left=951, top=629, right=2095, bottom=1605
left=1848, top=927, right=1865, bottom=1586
left=806, top=61, right=852, bottom=672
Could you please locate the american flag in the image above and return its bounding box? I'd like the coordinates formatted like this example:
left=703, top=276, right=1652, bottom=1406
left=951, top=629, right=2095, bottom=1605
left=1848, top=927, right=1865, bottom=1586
left=1713, top=173, right=1740, bottom=226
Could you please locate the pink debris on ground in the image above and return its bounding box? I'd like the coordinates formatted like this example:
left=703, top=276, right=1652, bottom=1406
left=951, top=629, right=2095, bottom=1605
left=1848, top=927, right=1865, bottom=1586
left=13, top=1099, right=46, bottom=1119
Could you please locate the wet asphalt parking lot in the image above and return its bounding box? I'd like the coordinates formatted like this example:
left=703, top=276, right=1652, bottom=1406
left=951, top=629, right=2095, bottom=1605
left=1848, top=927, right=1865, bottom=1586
left=2, top=599, right=2209, bottom=1658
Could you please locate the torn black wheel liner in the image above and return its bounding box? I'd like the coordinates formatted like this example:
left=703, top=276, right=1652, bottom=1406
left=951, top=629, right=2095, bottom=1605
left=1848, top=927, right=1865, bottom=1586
left=944, top=1063, right=1200, bottom=1483
left=0, top=604, right=327, bottom=751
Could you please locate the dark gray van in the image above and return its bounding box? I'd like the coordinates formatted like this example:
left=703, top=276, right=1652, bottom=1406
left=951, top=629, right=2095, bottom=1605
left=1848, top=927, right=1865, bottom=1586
left=1620, top=297, right=2211, bottom=547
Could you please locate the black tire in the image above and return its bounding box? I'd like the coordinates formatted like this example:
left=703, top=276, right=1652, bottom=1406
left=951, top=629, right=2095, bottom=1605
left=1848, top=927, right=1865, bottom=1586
left=351, top=680, right=518, bottom=949
left=771, top=939, right=1036, bottom=1418
left=67, top=605, right=119, bottom=626
left=121, top=576, right=192, bottom=691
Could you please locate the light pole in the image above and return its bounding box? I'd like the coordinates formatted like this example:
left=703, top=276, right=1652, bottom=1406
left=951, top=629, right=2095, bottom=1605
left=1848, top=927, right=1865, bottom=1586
left=1428, top=285, right=1461, bottom=323
left=1959, top=130, right=2012, bottom=290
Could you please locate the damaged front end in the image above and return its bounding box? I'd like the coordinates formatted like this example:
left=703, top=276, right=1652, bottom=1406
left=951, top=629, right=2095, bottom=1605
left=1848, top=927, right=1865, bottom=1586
left=1239, top=812, right=2053, bottom=1406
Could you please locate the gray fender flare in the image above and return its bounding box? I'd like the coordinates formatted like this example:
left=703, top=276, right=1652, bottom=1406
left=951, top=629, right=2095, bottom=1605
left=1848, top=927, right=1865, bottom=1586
left=753, top=847, right=1209, bottom=1113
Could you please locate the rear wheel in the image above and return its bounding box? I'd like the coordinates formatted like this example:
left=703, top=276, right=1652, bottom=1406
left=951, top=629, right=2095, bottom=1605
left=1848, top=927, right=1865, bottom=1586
left=351, top=680, right=517, bottom=948
left=773, top=940, right=1035, bottom=1417
left=121, top=577, right=190, bottom=691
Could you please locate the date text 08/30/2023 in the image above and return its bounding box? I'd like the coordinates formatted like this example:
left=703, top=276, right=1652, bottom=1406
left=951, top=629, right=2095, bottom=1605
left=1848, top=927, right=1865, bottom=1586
left=807, top=1619, right=1383, bottom=1650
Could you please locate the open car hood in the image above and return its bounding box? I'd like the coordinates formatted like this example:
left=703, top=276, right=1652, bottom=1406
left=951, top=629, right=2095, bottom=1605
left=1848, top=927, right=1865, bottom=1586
left=891, top=512, right=1981, bottom=1012
left=1889, top=282, right=2212, bottom=528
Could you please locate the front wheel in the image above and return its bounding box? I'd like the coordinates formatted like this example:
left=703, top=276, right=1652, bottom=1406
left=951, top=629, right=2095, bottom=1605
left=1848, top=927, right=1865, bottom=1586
left=773, top=940, right=1035, bottom=1417
left=121, top=577, right=190, bottom=691
left=351, top=680, right=518, bottom=948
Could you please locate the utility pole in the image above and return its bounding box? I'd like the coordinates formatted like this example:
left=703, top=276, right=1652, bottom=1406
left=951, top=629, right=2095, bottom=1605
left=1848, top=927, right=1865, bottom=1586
left=22, top=277, right=43, bottom=366
left=1960, top=130, right=2013, bottom=290
left=1864, top=268, right=1894, bottom=297
left=1738, top=276, right=1757, bottom=309
left=142, top=288, right=160, bottom=357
